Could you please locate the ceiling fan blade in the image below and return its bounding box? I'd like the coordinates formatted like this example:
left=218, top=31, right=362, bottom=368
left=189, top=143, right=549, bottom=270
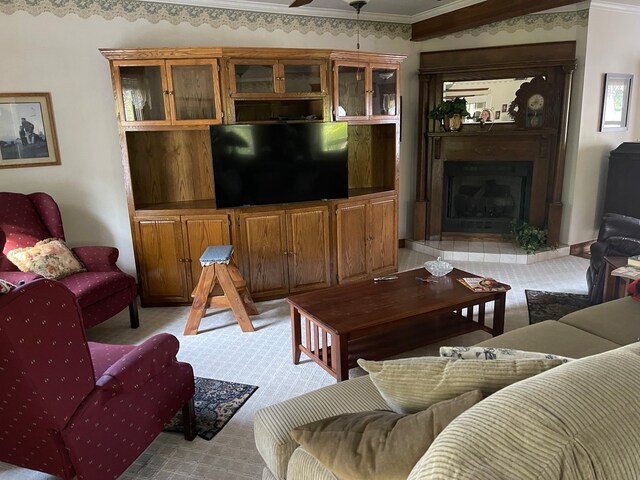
left=289, top=0, right=313, bottom=7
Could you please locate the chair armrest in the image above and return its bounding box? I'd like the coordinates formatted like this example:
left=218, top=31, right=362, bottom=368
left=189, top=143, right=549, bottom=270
left=0, top=271, right=43, bottom=284
left=72, top=246, right=120, bottom=272
left=95, top=333, right=180, bottom=394
left=254, top=375, right=389, bottom=480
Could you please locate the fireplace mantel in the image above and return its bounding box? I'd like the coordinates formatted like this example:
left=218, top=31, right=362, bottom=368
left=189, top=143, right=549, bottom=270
left=413, top=42, right=576, bottom=246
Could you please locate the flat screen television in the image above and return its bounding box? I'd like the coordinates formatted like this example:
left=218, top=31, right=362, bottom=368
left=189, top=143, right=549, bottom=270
left=210, top=122, right=348, bottom=208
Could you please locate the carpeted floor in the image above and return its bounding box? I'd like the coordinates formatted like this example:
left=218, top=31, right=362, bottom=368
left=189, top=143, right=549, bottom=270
left=525, top=289, right=591, bottom=324
left=164, top=377, right=258, bottom=440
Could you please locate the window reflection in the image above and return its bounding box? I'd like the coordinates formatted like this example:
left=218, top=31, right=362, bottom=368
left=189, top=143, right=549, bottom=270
left=443, top=78, right=534, bottom=124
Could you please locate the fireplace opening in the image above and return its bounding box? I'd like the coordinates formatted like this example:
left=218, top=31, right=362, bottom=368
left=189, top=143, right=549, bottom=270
left=443, top=161, right=533, bottom=233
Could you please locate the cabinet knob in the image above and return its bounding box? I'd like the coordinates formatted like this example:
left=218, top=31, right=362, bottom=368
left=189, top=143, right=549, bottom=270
left=283, top=251, right=288, bottom=255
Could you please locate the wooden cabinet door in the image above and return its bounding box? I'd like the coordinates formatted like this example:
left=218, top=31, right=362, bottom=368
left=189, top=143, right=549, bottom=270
left=335, top=201, right=369, bottom=283
left=113, top=60, right=171, bottom=126
left=333, top=62, right=370, bottom=120
left=370, top=64, right=400, bottom=120
left=279, top=60, right=327, bottom=96
left=286, top=206, right=331, bottom=293
left=369, top=196, right=397, bottom=275
left=239, top=211, right=289, bottom=298
left=182, top=214, right=231, bottom=292
left=133, top=217, right=189, bottom=304
left=166, top=59, right=223, bottom=126
left=228, top=59, right=278, bottom=96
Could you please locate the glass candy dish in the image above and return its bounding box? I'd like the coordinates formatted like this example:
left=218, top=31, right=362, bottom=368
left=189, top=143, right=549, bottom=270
left=423, top=257, right=453, bottom=277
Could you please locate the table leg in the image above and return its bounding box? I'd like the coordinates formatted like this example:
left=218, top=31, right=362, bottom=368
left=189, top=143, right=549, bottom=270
left=291, top=304, right=302, bottom=364
left=334, top=334, right=349, bottom=382
left=492, top=293, right=506, bottom=336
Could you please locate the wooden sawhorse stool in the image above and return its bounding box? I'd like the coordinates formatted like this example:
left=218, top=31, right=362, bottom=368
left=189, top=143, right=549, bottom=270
left=184, top=245, right=258, bottom=335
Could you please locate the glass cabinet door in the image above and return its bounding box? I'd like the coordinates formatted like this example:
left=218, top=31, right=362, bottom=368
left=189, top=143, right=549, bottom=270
left=371, top=67, right=398, bottom=117
left=230, top=61, right=277, bottom=95
left=116, top=62, right=169, bottom=124
left=167, top=60, right=222, bottom=124
left=281, top=62, right=324, bottom=94
left=335, top=64, right=367, bottom=118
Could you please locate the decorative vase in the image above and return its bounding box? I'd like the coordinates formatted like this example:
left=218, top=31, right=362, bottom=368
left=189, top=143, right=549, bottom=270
left=443, top=114, right=462, bottom=132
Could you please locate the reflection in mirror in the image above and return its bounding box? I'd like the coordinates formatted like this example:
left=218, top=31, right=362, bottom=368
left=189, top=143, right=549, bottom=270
left=443, top=78, right=534, bottom=124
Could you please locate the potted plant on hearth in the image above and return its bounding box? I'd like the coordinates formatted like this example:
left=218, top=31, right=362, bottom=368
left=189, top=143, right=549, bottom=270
left=428, top=97, right=470, bottom=131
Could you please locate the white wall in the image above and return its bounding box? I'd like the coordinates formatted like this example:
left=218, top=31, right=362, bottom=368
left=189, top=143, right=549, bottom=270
left=0, top=11, right=411, bottom=275
left=561, top=2, right=640, bottom=245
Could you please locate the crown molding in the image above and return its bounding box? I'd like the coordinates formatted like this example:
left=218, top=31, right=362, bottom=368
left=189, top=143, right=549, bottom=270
left=590, top=0, right=640, bottom=14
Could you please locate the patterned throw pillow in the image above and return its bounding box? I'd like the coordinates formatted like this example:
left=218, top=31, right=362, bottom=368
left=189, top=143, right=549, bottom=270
left=6, top=238, right=86, bottom=280
left=358, top=356, right=563, bottom=414
left=0, top=279, right=16, bottom=295
left=439, top=346, right=573, bottom=363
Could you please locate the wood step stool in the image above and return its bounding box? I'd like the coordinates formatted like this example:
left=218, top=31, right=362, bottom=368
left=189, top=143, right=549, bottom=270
left=184, top=245, right=258, bottom=335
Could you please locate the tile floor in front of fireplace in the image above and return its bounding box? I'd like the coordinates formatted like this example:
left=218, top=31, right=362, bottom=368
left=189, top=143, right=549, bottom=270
left=406, top=238, right=571, bottom=264
left=0, top=249, right=590, bottom=480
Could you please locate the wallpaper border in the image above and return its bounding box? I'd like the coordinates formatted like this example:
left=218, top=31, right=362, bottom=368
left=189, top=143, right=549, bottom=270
left=0, top=0, right=588, bottom=41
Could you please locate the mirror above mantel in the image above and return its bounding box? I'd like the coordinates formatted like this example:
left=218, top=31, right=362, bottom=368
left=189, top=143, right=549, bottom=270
left=443, top=77, right=534, bottom=124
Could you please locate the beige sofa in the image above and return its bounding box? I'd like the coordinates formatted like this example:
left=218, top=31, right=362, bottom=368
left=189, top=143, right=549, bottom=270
left=254, top=296, right=640, bottom=480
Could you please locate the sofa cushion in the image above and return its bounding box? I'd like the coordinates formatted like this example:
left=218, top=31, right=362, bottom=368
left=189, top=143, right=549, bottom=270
left=407, top=342, right=640, bottom=480
left=358, top=356, right=561, bottom=414
left=291, top=390, right=482, bottom=480
left=7, top=238, right=85, bottom=280
left=559, top=296, right=640, bottom=346
left=58, top=271, right=134, bottom=308
left=476, top=320, right=621, bottom=357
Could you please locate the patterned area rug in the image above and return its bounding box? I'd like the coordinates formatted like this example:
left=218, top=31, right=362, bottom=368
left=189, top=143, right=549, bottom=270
left=164, top=377, right=258, bottom=440
left=525, top=290, right=591, bottom=325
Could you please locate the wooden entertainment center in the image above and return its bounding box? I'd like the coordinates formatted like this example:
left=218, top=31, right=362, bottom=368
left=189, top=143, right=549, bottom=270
left=101, top=47, right=405, bottom=306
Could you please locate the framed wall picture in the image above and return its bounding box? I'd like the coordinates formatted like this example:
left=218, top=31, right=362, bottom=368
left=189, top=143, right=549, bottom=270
left=599, top=73, right=633, bottom=132
left=0, top=92, right=61, bottom=168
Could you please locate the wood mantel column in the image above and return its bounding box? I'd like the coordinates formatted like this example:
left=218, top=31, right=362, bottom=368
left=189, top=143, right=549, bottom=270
left=413, top=73, right=432, bottom=240
left=547, top=62, right=576, bottom=247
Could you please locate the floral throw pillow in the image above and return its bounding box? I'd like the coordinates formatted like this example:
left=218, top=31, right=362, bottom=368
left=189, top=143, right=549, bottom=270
left=0, top=279, right=16, bottom=295
left=440, top=346, right=573, bottom=364
left=6, top=238, right=86, bottom=280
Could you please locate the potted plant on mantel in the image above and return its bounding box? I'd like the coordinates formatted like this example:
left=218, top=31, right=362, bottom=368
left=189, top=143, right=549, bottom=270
left=428, top=97, right=470, bottom=131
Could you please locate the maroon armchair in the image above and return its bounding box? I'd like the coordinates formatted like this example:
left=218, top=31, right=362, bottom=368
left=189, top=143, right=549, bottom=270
left=0, top=191, right=139, bottom=328
left=0, top=279, right=196, bottom=479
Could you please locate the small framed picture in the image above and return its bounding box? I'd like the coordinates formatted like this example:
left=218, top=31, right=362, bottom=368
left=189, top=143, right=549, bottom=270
left=495, top=111, right=501, bottom=120
left=599, top=73, right=633, bottom=132
left=0, top=92, right=61, bottom=169
left=501, top=104, right=508, bottom=112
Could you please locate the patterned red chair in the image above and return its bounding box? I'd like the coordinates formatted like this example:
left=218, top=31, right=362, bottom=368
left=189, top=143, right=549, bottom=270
left=0, top=191, right=139, bottom=328
left=0, top=279, right=196, bottom=479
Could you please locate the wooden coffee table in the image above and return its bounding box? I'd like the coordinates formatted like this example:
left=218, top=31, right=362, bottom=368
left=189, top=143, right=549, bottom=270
left=287, top=267, right=506, bottom=381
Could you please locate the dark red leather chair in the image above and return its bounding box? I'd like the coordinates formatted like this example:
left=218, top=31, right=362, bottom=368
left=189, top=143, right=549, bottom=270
left=0, top=279, right=196, bottom=479
left=0, top=191, right=139, bottom=328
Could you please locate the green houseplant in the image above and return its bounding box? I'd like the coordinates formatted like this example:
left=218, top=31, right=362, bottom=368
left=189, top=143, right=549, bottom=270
left=428, top=97, right=470, bottom=131
left=508, top=219, right=548, bottom=254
